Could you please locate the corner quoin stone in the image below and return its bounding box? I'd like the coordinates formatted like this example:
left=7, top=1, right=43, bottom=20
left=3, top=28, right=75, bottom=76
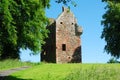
left=41, top=7, right=83, bottom=63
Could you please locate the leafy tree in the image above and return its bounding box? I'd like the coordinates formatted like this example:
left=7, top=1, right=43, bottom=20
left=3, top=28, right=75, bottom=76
left=101, top=0, right=120, bottom=58
left=0, top=0, right=75, bottom=60
left=0, top=0, right=50, bottom=59
left=55, top=0, right=77, bottom=6
left=107, top=57, right=119, bottom=63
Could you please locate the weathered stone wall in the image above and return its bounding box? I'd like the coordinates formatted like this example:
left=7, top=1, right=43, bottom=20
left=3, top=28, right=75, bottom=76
left=56, top=7, right=82, bottom=63
left=41, top=18, right=56, bottom=63
left=41, top=7, right=82, bottom=63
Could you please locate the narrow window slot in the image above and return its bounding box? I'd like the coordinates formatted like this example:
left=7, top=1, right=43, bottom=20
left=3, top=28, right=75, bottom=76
left=62, top=44, right=66, bottom=51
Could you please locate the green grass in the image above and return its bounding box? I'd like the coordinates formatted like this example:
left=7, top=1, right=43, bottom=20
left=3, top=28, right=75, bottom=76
left=0, top=59, right=39, bottom=71
left=5, top=63, right=120, bottom=80
left=64, top=64, right=120, bottom=80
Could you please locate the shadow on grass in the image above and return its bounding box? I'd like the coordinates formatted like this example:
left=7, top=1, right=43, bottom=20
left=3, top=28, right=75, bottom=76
left=0, top=76, right=33, bottom=80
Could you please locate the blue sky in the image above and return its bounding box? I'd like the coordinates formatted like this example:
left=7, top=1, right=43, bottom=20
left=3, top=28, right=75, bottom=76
left=20, top=0, right=112, bottom=63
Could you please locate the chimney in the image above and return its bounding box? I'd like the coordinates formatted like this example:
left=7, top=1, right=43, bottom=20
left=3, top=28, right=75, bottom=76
left=62, top=6, right=69, bottom=12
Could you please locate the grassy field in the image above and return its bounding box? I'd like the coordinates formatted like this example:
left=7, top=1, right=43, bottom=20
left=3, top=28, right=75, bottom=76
left=0, top=59, right=38, bottom=71
left=4, top=63, right=120, bottom=80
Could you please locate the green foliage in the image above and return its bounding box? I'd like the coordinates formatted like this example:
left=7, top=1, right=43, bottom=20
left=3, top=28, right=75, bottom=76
left=55, top=0, right=77, bottom=7
left=0, top=0, right=50, bottom=59
left=0, top=0, right=18, bottom=59
left=5, top=64, right=120, bottom=80
left=102, top=0, right=120, bottom=3
left=55, top=0, right=71, bottom=4
left=101, top=0, right=120, bottom=58
left=107, top=57, right=119, bottom=63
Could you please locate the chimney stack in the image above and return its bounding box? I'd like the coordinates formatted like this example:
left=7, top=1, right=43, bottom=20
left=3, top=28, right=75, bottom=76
left=62, top=6, right=69, bottom=12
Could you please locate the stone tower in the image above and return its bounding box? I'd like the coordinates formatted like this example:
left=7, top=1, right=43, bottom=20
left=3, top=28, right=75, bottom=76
left=41, top=7, right=83, bottom=63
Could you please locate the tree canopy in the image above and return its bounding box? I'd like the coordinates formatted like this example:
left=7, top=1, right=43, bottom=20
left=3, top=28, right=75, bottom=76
left=101, top=0, right=120, bottom=58
left=0, top=0, right=50, bottom=59
left=55, top=0, right=77, bottom=6
left=0, top=0, right=76, bottom=60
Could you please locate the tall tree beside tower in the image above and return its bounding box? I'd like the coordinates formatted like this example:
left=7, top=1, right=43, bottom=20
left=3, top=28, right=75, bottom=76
left=0, top=0, right=75, bottom=60
left=0, top=0, right=50, bottom=59
left=101, top=0, right=120, bottom=58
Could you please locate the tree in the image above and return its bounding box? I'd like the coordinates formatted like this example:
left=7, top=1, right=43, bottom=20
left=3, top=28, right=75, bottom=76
left=55, top=0, right=77, bottom=7
left=0, top=0, right=50, bottom=59
left=0, top=0, right=75, bottom=60
left=101, top=0, right=120, bottom=58
left=107, top=57, right=119, bottom=63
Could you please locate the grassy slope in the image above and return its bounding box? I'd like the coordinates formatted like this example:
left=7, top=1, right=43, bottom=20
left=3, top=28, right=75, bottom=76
left=6, top=64, right=120, bottom=80
left=0, top=59, right=37, bottom=71
left=8, top=64, right=81, bottom=80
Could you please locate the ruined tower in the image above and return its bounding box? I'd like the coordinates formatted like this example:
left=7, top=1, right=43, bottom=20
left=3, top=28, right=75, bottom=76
left=41, top=7, right=83, bottom=63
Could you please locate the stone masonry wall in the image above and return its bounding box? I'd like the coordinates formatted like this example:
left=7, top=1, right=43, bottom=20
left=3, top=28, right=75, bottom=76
left=56, top=7, right=82, bottom=63
left=41, top=7, right=82, bottom=63
left=41, top=18, right=56, bottom=63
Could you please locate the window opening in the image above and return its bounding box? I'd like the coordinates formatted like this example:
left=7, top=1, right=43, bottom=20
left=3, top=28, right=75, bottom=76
left=62, top=44, right=66, bottom=51
left=60, top=22, right=63, bottom=24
